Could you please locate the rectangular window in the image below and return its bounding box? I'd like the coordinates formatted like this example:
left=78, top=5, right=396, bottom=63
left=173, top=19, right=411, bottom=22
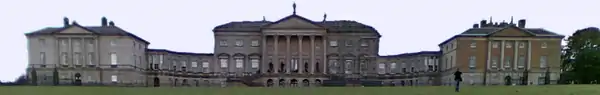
left=87, top=40, right=94, bottom=51
left=541, top=42, right=548, bottom=48
left=492, top=42, right=499, bottom=48
left=518, top=55, right=526, bottom=68
left=74, top=53, right=81, bottom=65
left=181, top=61, right=187, bottom=67
left=111, top=75, right=118, bottom=82
left=291, top=59, right=298, bottom=71
left=219, top=40, right=228, bottom=46
left=519, top=42, right=525, bottom=48
left=40, top=52, right=46, bottom=64
left=345, top=60, right=352, bottom=74
left=39, top=39, right=46, bottom=46
left=74, top=41, right=81, bottom=52
left=378, top=63, right=385, bottom=74
left=330, top=41, right=338, bottom=47
left=192, top=62, right=198, bottom=67
left=88, top=53, right=94, bottom=65
left=220, top=59, right=228, bottom=68
left=110, top=40, right=116, bottom=47
left=235, top=59, right=243, bottom=68
left=329, top=60, right=338, bottom=74
left=469, top=56, right=476, bottom=68
left=61, top=52, right=68, bottom=65
left=251, top=40, right=259, bottom=47
left=390, top=63, right=397, bottom=73
left=540, top=56, right=547, bottom=68
left=110, top=53, right=117, bottom=65
left=491, top=56, right=498, bottom=68
left=345, top=40, right=353, bottom=46
left=506, top=42, right=512, bottom=48
left=470, top=42, right=476, bottom=48
left=159, top=55, right=164, bottom=64
left=61, top=39, right=68, bottom=47
left=235, top=40, right=243, bottom=47
left=251, top=59, right=259, bottom=68
left=360, top=40, right=368, bottom=47
left=504, top=56, right=512, bottom=68
left=202, top=62, right=209, bottom=68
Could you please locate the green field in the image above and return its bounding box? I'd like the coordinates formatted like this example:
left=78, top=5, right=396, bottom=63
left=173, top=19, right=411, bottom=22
left=1, top=85, right=599, bottom=95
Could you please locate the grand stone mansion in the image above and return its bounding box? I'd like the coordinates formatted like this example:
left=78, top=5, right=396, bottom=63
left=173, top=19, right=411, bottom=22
left=25, top=4, right=564, bottom=87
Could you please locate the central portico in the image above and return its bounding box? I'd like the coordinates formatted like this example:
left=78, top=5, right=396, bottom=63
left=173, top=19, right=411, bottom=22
left=261, top=14, right=328, bottom=75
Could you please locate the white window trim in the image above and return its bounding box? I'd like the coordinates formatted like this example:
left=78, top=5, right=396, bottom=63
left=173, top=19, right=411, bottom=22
left=492, top=42, right=498, bottom=48
left=159, top=55, right=164, bottom=64
left=235, top=59, right=243, bottom=68
left=540, top=56, right=547, bottom=68
left=469, top=56, right=476, bottom=68
left=110, top=40, right=116, bottom=47
left=219, top=40, right=228, bottom=46
left=251, top=40, right=259, bottom=46
left=111, top=75, right=118, bottom=82
left=235, top=40, right=243, bottom=47
left=61, top=53, right=68, bottom=65
left=470, top=42, right=476, bottom=48
left=519, top=42, right=525, bottom=48
left=40, top=52, right=46, bottom=64
left=87, top=53, right=93, bottom=65
left=74, top=53, right=81, bottom=65
left=191, top=62, right=198, bottom=68
left=181, top=61, right=187, bottom=67
left=220, top=59, right=228, bottom=68
left=541, top=42, right=548, bottom=48
left=504, top=57, right=511, bottom=68
left=330, top=41, right=338, bottom=47
left=251, top=59, right=259, bottom=68
left=110, top=53, right=118, bottom=65
left=202, top=62, right=209, bottom=68
left=506, top=43, right=512, bottom=48
left=491, top=57, right=498, bottom=68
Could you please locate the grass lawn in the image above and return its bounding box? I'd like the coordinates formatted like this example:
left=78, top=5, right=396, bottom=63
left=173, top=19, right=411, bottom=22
left=1, top=85, right=599, bottom=95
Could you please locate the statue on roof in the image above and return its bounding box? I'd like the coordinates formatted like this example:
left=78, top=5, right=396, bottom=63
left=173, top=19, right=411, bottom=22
left=293, top=2, right=297, bottom=14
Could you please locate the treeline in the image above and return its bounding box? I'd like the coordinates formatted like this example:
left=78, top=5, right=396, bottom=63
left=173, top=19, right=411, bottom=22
left=0, top=75, right=28, bottom=86
left=559, top=27, right=600, bottom=84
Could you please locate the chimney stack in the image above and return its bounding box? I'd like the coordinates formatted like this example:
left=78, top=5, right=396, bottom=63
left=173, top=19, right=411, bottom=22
left=63, top=17, right=70, bottom=27
left=473, top=24, right=479, bottom=28
left=109, top=21, right=115, bottom=26
left=518, top=19, right=526, bottom=28
left=101, top=17, right=108, bottom=27
left=480, top=20, right=487, bottom=27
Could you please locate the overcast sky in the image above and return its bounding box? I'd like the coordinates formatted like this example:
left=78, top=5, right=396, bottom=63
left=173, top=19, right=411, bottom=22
left=1, top=0, right=598, bottom=82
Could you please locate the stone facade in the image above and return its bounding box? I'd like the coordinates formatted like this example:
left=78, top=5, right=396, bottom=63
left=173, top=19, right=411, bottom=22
left=24, top=7, right=564, bottom=87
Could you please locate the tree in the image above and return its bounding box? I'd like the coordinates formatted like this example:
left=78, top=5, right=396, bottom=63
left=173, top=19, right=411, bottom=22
left=30, top=67, right=38, bottom=85
left=53, top=67, right=59, bottom=85
left=561, top=27, right=600, bottom=84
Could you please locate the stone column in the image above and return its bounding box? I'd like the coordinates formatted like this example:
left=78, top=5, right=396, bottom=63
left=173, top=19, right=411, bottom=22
left=298, top=35, right=303, bottom=74
left=310, top=35, right=315, bottom=74
left=322, top=36, right=327, bottom=74
left=274, top=35, right=279, bottom=74
left=286, top=35, right=291, bottom=74
left=261, top=35, right=267, bottom=74
left=500, top=40, right=505, bottom=70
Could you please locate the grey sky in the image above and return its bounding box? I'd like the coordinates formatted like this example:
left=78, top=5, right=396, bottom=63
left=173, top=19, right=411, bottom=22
left=0, top=0, right=598, bottom=81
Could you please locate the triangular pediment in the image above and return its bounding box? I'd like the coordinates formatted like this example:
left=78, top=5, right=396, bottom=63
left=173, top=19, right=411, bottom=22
left=264, top=15, right=324, bottom=29
left=56, top=26, right=95, bottom=34
left=489, top=26, right=535, bottom=37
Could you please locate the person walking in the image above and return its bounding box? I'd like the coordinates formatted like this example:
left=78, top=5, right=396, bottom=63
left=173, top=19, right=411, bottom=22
left=454, top=70, right=463, bottom=92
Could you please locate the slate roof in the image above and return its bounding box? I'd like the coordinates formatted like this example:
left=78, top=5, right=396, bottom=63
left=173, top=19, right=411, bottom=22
left=25, top=23, right=150, bottom=44
left=438, top=25, right=565, bottom=46
left=147, top=49, right=214, bottom=56
left=379, top=51, right=441, bottom=58
left=212, top=15, right=380, bottom=36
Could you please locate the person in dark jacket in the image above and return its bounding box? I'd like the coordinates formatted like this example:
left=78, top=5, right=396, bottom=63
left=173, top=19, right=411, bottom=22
left=454, top=70, right=463, bottom=92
